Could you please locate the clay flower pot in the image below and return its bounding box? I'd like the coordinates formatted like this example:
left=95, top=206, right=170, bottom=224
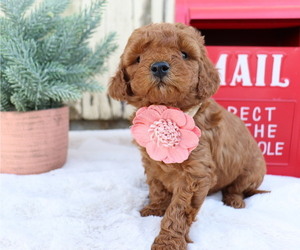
left=0, top=106, right=69, bottom=175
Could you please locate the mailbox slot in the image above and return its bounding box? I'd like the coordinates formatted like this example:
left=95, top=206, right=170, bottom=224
left=201, top=27, right=300, bottom=47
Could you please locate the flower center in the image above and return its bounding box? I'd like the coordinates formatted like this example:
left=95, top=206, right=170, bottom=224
left=149, top=119, right=181, bottom=148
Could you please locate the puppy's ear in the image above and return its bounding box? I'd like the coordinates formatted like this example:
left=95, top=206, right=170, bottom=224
left=175, top=24, right=220, bottom=100
left=108, top=61, right=133, bottom=101
left=195, top=30, right=220, bottom=100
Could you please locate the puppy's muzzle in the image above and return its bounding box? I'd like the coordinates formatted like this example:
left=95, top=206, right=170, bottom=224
left=151, top=61, right=170, bottom=80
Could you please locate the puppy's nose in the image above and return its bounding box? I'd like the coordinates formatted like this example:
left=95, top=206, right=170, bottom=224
left=151, top=62, right=170, bottom=79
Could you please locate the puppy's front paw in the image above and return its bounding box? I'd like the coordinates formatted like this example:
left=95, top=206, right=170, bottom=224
left=140, top=205, right=166, bottom=217
left=151, top=234, right=187, bottom=250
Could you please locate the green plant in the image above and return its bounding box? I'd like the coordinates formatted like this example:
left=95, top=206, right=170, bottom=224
left=0, top=0, right=117, bottom=111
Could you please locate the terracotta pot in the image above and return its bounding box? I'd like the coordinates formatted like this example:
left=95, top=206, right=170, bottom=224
left=0, top=106, right=69, bottom=174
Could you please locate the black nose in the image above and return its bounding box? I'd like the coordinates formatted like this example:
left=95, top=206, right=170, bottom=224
left=151, top=62, right=170, bottom=79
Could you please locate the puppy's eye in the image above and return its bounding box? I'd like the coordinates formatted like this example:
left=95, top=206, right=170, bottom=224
left=181, top=51, right=188, bottom=59
left=136, top=56, right=140, bottom=63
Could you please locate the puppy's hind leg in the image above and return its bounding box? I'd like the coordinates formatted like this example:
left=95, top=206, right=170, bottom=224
left=222, top=172, right=267, bottom=209
left=222, top=187, right=245, bottom=209
left=140, top=178, right=172, bottom=217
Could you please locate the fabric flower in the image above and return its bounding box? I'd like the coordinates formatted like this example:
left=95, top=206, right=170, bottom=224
left=131, top=105, right=201, bottom=164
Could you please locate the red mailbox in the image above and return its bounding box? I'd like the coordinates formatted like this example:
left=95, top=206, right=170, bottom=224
left=176, top=0, right=300, bottom=177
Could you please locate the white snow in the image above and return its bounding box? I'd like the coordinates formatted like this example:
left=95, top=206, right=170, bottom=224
left=1, top=129, right=300, bottom=250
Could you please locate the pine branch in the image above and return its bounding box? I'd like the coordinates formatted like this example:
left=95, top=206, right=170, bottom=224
left=2, top=37, right=48, bottom=110
left=44, top=82, right=82, bottom=102
left=1, top=0, right=117, bottom=112
left=86, top=32, right=118, bottom=74
left=0, top=17, right=19, bottom=40
left=0, top=0, right=35, bottom=22
left=24, top=0, right=69, bottom=40
left=73, top=80, right=103, bottom=92
left=0, top=77, right=14, bottom=111
left=10, top=92, right=29, bottom=111
left=38, top=0, right=107, bottom=65
left=37, top=17, right=83, bottom=64
left=78, top=0, right=107, bottom=43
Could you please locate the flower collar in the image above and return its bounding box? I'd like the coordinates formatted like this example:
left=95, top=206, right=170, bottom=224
left=131, top=105, right=201, bottom=164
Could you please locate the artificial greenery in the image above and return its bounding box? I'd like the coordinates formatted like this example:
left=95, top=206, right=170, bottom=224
left=0, top=0, right=117, bottom=111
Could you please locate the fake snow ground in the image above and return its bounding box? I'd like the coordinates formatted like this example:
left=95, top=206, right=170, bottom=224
left=1, top=129, right=300, bottom=250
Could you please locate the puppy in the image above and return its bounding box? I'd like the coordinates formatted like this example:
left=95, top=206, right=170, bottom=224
left=109, top=23, right=267, bottom=250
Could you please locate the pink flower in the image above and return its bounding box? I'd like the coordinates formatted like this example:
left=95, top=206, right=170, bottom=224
left=131, top=105, right=201, bottom=164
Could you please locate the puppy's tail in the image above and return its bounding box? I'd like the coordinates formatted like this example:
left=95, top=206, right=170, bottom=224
left=244, top=189, right=270, bottom=198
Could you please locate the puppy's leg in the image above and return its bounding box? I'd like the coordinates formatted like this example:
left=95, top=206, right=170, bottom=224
left=222, top=172, right=266, bottom=209
left=222, top=188, right=245, bottom=209
left=140, top=178, right=172, bottom=217
left=152, top=176, right=210, bottom=250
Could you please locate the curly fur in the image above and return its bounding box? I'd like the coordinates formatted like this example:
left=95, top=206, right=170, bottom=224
left=109, top=23, right=267, bottom=250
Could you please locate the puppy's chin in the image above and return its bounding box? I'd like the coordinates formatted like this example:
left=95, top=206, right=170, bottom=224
left=156, top=81, right=166, bottom=88
left=129, top=76, right=195, bottom=108
left=143, top=84, right=183, bottom=107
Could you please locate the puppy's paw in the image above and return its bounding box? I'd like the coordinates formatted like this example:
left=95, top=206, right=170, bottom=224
left=151, top=234, right=187, bottom=250
left=140, top=206, right=166, bottom=217
left=223, top=194, right=245, bottom=209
